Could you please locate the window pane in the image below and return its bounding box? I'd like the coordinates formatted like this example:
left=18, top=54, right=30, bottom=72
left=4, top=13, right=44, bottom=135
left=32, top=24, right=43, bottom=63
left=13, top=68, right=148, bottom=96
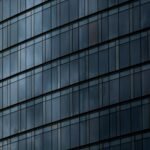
left=35, top=102, right=43, bottom=127
left=109, top=47, right=116, bottom=71
left=52, top=35, right=60, bottom=59
left=61, top=126, right=70, bottom=149
left=119, top=10, right=129, bottom=35
left=61, top=94, right=70, bottom=119
left=35, top=41, right=42, bottom=65
left=71, top=123, right=79, bottom=148
left=52, top=97, right=60, bottom=121
left=10, top=0, right=17, bottom=16
left=119, top=42, right=130, bottom=68
left=34, top=72, right=42, bottom=96
left=45, top=38, right=52, bottom=61
left=88, top=0, right=97, bottom=14
left=142, top=70, right=150, bottom=95
left=43, top=69, right=51, bottom=93
left=141, top=3, right=150, bottom=28
left=20, top=48, right=26, bottom=71
left=89, top=85, right=99, bottom=110
left=3, top=0, right=10, bottom=19
left=79, top=24, right=88, bottom=49
left=52, top=66, right=59, bottom=90
left=11, top=111, right=18, bottom=135
left=27, top=106, right=34, bottom=129
left=18, top=18, right=26, bottom=42
left=34, top=11, right=42, bottom=35
left=26, top=45, right=34, bottom=68
left=26, top=16, right=32, bottom=39
left=35, top=134, right=43, bottom=150
left=60, top=1, right=69, bottom=24
left=70, top=59, right=79, bottom=84
left=11, top=82, right=18, bottom=105
left=45, top=100, right=51, bottom=123
left=143, top=103, right=150, bottom=129
left=43, top=8, right=51, bottom=32
left=61, top=63, right=69, bottom=87
left=70, top=0, right=78, bottom=21
left=43, top=132, right=51, bottom=150
left=120, top=75, right=131, bottom=101
left=3, top=55, right=10, bottom=77
left=3, top=114, right=10, bottom=137
left=102, top=17, right=108, bottom=41
left=10, top=22, right=18, bottom=45
left=71, top=91, right=79, bottom=115
left=20, top=108, right=26, bottom=131
left=89, top=52, right=99, bottom=78
left=11, top=51, right=18, bottom=75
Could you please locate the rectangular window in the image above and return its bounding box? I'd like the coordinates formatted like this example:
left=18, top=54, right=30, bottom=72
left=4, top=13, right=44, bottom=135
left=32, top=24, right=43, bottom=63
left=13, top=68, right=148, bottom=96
left=102, top=17, right=108, bottom=41
left=26, top=45, right=34, bottom=68
left=61, top=126, right=70, bottom=149
left=3, top=0, right=10, bottom=19
left=43, top=69, right=51, bottom=93
left=52, top=66, right=59, bottom=90
left=27, top=106, right=34, bottom=129
left=35, top=41, right=42, bottom=65
left=3, top=55, right=10, bottom=77
left=26, top=16, right=32, bottom=39
left=43, top=132, right=51, bottom=150
left=142, top=70, right=150, bottom=95
left=10, top=81, right=18, bottom=105
left=70, top=0, right=78, bottom=21
left=52, top=35, right=60, bottom=59
left=10, top=22, right=18, bottom=45
left=34, top=72, right=42, bottom=96
left=3, top=114, right=10, bottom=137
left=18, top=18, right=26, bottom=42
left=11, top=111, right=18, bottom=135
left=61, top=63, right=69, bottom=87
left=43, top=8, right=51, bottom=32
left=10, top=0, right=17, bottom=16
left=88, top=0, right=97, bottom=14
left=34, top=11, right=42, bottom=35
left=52, top=97, right=60, bottom=121
left=35, top=102, right=43, bottom=127
left=71, top=123, right=79, bottom=148
left=45, top=100, right=51, bottom=123
left=11, top=51, right=18, bottom=75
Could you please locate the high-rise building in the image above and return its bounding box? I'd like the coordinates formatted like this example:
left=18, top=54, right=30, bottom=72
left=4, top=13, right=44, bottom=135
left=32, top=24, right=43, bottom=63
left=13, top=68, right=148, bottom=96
left=0, top=0, right=150, bottom=149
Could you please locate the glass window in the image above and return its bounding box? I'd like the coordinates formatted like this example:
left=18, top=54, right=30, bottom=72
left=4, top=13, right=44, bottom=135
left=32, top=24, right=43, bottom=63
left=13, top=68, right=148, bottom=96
left=18, top=18, right=26, bottom=42
left=34, top=72, right=42, bottom=96
left=79, top=56, right=88, bottom=81
left=27, top=106, right=34, bottom=129
left=132, top=6, right=140, bottom=31
left=10, top=0, right=17, bottom=16
left=26, top=45, right=34, bottom=68
left=43, top=8, right=51, bottom=32
left=141, top=3, right=150, bottom=28
left=3, top=55, right=10, bottom=77
left=3, top=114, right=10, bottom=137
left=70, top=59, right=79, bottom=84
left=80, top=88, right=89, bottom=113
left=89, top=52, right=99, bottom=78
left=3, top=0, right=10, bottom=19
left=100, top=114, right=109, bottom=140
left=43, top=69, right=51, bottom=93
left=60, top=1, right=69, bottom=24
left=52, top=66, right=59, bottom=90
left=0, top=0, right=2, bottom=21
left=61, top=31, right=70, bottom=56
left=11, top=51, right=18, bottom=75
left=130, top=38, right=141, bottom=65
left=20, top=48, right=26, bottom=71
left=45, top=38, right=52, bottom=61
left=89, top=85, right=99, bottom=110
left=110, top=79, right=119, bottom=104
left=119, top=10, right=129, bottom=35
left=131, top=106, right=142, bottom=132
left=72, top=28, right=79, bottom=51
left=27, top=76, right=32, bottom=99
left=88, top=0, right=97, bottom=14
left=20, top=108, right=26, bottom=131
left=71, top=123, right=79, bottom=148
left=80, top=120, right=89, bottom=145
left=99, top=49, right=109, bottom=74
left=119, top=42, right=130, bottom=68
left=26, top=16, right=32, bottom=39
left=52, top=129, right=58, bottom=150
left=19, top=73, right=26, bottom=97
left=109, top=47, right=116, bottom=71
left=11, top=111, right=18, bottom=135
left=142, top=70, right=150, bottom=95
left=61, top=126, right=70, bottom=149
left=102, top=17, right=108, bottom=41
left=35, top=41, right=42, bottom=65
left=26, top=0, right=33, bottom=8
left=143, top=103, right=150, bottom=129
left=34, top=11, right=42, bottom=35
left=120, top=109, right=131, bottom=134
left=11, top=22, right=18, bottom=45
left=3, top=27, right=8, bottom=49
left=90, top=117, right=99, bottom=143
left=52, top=35, right=60, bottom=59
left=102, top=82, right=109, bottom=106
left=79, top=24, right=88, bottom=49
left=3, top=86, right=9, bottom=107
left=43, top=132, right=51, bottom=150
left=71, top=91, right=79, bottom=115
left=70, top=0, right=78, bottom=21
left=19, top=139, right=26, bottom=150
left=133, top=72, right=141, bottom=98
left=109, top=13, right=118, bottom=39
left=11, top=142, right=18, bottom=150
left=141, top=36, right=149, bottom=62
left=99, top=0, right=108, bottom=10
left=89, top=21, right=98, bottom=46
left=20, top=0, right=26, bottom=11
left=109, top=0, right=118, bottom=6
left=61, top=94, right=70, bottom=119
left=35, top=102, right=43, bottom=127
left=35, top=134, right=43, bottom=150
left=45, top=100, right=51, bottom=123
left=0, top=29, right=2, bottom=50
left=120, top=75, right=131, bottom=101
left=51, top=5, right=57, bottom=28
left=52, top=97, right=60, bottom=121
left=11, top=81, right=18, bottom=105
left=143, top=137, right=150, bottom=150
left=61, top=63, right=69, bottom=87
left=34, top=0, right=42, bottom=5
left=110, top=112, right=119, bottom=137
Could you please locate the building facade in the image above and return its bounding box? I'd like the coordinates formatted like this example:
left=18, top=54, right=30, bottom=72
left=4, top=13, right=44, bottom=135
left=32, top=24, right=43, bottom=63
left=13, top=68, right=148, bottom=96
left=0, top=0, right=150, bottom=149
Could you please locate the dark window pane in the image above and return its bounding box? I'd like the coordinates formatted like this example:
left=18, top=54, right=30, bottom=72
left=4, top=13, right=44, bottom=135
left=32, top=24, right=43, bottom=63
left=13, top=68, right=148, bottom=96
left=52, top=97, right=60, bottom=121
left=120, top=75, right=131, bottom=101
left=18, top=78, right=26, bottom=101
left=11, top=111, right=18, bottom=135
left=3, top=114, right=10, bottom=137
left=18, top=18, right=26, bottom=42
left=52, top=35, right=60, bottom=59
left=11, top=82, right=18, bottom=105
left=10, top=0, right=17, bottom=16
left=35, top=102, right=43, bottom=127
left=102, top=82, right=109, bottom=106
left=88, top=0, right=97, bottom=14
left=109, top=47, right=116, bottom=71
left=133, top=6, right=140, bottom=31
left=11, top=51, right=18, bottom=75
left=89, top=21, right=98, bottom=46
left=70, top=0, right=78, bottom=21
left=143, top=103, right=150, bottom=129
left=34, top=72, right=42, bottom=96
left=27, top=106, right=34, bottom=129
left=102, top=17, right=108, bottom=41
left=119, top=42, right=130, bottom=68
left=142, top=70, right=150, bottom=95
left=35, top=41, right=42, bottom=65
left=71, top=91, right=79, bottom=115
left=10, top=22, right=18, bottom=45
left=52, top=66, right=59, bottom=90
left=34, top=11, right=42, bottom=35
left=45, top=100, right=51, bottom=123
left=119, top=10, right=129, bottom=35
left=43, top=8, right=51, bottom=32
left=133, top=73, right=141, bottom=98
left=43, top=132, right=51, bottom=150
left=71, top=123, right=79, bottom=148
left=35, top=134, right=43, bottom=150
left=26, top=45, right=34, bottom=68
left=61, top=63, right=69, bottom=87
left=43, top=69, right=51, bottom=93
left=61, top=126, right=70, bottom=149
left=60, top=1, right=69, bottom=24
